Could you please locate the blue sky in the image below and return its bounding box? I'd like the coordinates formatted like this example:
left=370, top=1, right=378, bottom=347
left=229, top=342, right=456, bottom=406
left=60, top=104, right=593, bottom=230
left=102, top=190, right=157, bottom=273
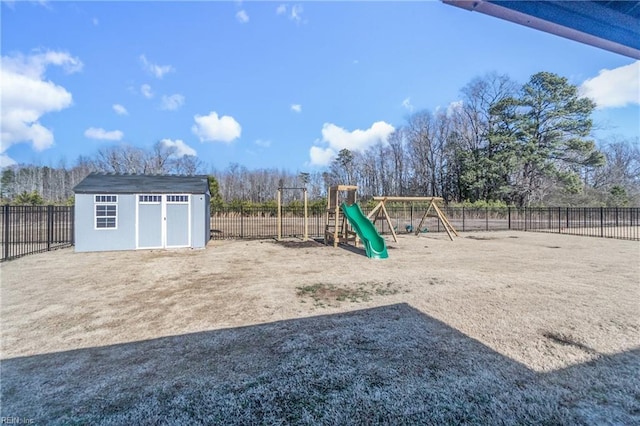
left=1, top=1, right=638, bottom=172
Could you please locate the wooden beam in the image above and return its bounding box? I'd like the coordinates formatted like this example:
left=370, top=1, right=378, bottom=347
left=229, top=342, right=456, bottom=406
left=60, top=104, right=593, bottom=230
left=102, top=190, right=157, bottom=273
left=366, top=200, right=384, bottom=220
left=380, top=201, right=398, bottom=242
left=415, top=200, right=435, bottom=236
left=335, top=185, right=359, bottom=191
left=433, top=202, right=459, bottom=238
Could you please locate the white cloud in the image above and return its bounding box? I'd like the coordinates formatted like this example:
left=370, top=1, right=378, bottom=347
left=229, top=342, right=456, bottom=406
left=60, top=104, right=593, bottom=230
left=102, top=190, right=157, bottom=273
left=84, top=127, right=124, bottom=141
left=277, top=3, right=304, bottom=24
left=291, top=104, right=302, bottom=113
left=192, top=111, right=242, bottom=143
left=447, top=100, right=463, bottom=117
left=92, top=17, right=99, bottom=26
left=402, top=97, right=414, bottom=112
left=255, top=139, right=271, bottom=148
left=309, top=121, right=395, bottom=166
left=0, top=154, right=17, bottom=168
left=112, top=104, right=128, bottom=115
left=140, top=84, right=154, bottom=99
left=321, top=121, right=395, bottom=152
left=160, top=138, right=196, bottom=157
left=1, top=50, right=82, bottom=79
left=290, top=4, right=304, bottom=23
left=139, top=54, right=174, bottom=79
left=160, top=94, right=185, bottom=111
left=236, top=10, right=249, bottom=23
left=580, top=61, right=640, bottom=109
left=309, top=146, right=336, bottom=167
left=1, top=50, right=82, bottom=163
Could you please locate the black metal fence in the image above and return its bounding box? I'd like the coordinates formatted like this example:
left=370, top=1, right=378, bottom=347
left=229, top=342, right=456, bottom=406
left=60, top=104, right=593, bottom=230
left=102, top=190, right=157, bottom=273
left=211, top=206, right=640, bottom=241
left=1, top=205, right=636, bottom=262
left=0, top=205, right=74, bottom=261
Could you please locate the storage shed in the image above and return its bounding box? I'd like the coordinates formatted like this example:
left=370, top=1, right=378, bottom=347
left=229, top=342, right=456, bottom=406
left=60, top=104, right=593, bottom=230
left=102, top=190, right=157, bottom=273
left=73, top=173, right=210, bottom=252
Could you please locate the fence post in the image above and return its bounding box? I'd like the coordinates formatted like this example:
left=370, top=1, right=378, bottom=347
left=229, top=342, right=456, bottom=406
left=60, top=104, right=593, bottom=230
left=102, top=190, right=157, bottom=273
left=410, top=204, right=414, bottom=229
left=600, top=206, right=604, bottom=238
left=70, top=206, right=75, bottom=246
left=47, top=205, right=53, bottom=251
left=462, top=207, right=465, bottom=232
left=276, top=189, right=282, bottom=241
left=507, top=207, right=511, bottom=230
left=240, top=205, right=244, bottom=238
left=557, top=207, right=561, bottom=233
left=485, top=207, right=489, bottom=231
left=3, top=204, right=9, bottom=261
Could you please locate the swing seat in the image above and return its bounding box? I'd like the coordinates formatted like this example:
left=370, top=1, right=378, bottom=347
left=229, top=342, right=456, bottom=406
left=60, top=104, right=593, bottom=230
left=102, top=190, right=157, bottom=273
left=405, top=224, right=413, bottom=233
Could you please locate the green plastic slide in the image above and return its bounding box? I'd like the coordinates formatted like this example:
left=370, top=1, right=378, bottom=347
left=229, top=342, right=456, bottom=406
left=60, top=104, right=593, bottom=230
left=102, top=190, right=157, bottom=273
left=340, top=202, right=389, bottom=259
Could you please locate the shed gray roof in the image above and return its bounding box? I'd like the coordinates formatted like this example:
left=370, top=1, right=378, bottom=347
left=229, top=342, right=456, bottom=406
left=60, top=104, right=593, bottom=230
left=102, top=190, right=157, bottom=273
left=73, top=173, right=210, bottom=195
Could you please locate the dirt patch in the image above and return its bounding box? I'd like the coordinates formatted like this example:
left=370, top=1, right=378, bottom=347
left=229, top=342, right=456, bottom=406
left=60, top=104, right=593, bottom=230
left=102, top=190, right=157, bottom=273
left=296, top=281, right=401, bottom=307
left=275, top=239, right=324, bottom=249
left=465, top=235, right=500, bottom=240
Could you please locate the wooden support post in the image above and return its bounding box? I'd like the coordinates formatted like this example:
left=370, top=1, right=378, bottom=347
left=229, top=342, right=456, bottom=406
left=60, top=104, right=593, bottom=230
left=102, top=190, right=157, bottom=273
left=415, top=201, right=435, bottom=236
left=414, top=199, right=457, bottom=241
left=433, top=203, right=454, bottom=241
left=433, top=203, right=459, bottom=238
left=366, top=198, right=397, bottom=243
left=380, top=201, right=397, bottom=242
left=366, top=200, right=384, bottom=221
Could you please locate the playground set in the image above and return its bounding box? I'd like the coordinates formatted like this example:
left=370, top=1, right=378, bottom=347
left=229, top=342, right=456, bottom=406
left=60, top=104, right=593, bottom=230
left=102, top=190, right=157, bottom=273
left=323, top=185, right=458, bottom=259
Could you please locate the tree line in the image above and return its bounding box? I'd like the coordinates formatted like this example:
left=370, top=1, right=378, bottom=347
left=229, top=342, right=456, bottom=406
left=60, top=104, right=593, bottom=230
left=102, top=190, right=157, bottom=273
left=327, top=72, right=639, bottom=207
left=1, top=71, right=638, bottom=207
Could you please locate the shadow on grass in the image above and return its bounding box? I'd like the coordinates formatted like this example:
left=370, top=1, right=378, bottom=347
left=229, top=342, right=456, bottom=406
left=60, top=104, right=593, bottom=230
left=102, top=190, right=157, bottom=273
left=2, top=303, right=638, bottom=424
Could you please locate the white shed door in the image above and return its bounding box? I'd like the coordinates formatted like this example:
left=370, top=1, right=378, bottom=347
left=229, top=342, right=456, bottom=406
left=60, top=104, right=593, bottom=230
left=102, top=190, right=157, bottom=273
left=137, top=195, right=163, bottom=249
left=165, top=195, right=191, bottom=248
left=137, top=194, right=190, bottom=249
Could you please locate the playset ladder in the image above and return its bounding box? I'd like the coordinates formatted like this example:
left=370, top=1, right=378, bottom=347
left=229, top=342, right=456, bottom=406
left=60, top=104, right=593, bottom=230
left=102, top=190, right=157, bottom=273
left=324, top=185, right=358, bottom=247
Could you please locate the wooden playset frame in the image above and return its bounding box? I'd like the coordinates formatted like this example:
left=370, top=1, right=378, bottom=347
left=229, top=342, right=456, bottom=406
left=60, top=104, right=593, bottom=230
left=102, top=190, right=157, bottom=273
left=324, top=185, right=358, bottom=247
left=367, top=196, right=459, bottom=241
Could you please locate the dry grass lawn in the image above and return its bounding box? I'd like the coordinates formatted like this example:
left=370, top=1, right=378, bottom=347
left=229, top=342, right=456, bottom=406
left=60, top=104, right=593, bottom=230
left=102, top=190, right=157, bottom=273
left=1, top=231, right=639, bottom=424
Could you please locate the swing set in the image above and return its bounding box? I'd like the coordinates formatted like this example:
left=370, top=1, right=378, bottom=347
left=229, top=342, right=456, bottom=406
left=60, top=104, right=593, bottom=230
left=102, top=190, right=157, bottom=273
left=367, top=196, right=459, bottom=241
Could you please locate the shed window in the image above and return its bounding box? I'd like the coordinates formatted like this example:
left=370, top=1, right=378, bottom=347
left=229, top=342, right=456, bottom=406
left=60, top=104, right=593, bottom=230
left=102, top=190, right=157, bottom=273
left=139, top=195, right=161, bottom=203
left=95, top=195, right=117, bottom=229
left=167, top=195, right=189, bottom=203
left=95, top=195, right=117, bottom=203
